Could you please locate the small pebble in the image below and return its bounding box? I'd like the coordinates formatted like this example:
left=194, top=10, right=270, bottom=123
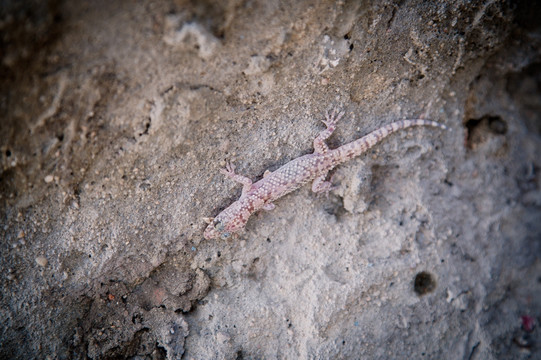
left=44, top=175, right=54, bottom=183
left=216, top=331, right=230, bottom=343
left=35, top=256, right=48, bottom=267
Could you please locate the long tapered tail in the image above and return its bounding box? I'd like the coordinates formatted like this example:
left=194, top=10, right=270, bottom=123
left=332, top=119, right=447, bottom=163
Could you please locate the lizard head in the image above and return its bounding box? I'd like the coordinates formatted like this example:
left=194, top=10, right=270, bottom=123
left=203, top=201, right=247, bottom=240
left=203, top=216, right=232, bottom=240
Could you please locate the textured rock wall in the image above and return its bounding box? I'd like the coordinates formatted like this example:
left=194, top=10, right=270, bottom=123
left=1, top=0, right=540, bottom=359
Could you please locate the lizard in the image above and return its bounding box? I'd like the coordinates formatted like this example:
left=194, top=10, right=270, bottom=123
left=203, top=109, right=446, bottom=240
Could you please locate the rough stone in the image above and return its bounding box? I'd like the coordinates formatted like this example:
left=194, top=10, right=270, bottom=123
left=1, top=0, right=540, bottom=359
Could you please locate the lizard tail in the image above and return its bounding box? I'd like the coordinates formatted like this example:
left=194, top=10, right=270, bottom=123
left=333, top=119, right=447, bottom=163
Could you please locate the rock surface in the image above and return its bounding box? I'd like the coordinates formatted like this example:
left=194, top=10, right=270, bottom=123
left=1, top=0, right=540, bottom=359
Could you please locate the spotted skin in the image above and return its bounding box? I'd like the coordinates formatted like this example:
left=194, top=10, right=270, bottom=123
left=203, top=109, right=446, bottom=240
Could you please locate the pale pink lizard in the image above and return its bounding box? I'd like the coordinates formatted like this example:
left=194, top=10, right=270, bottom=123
left=204, top=109, right=446, bottom=240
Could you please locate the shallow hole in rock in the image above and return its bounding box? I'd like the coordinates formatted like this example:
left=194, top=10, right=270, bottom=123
left=488, top=116, right=507, bottom=134
left=413, top=271, right=436, bottom=295
left=465, top=114, right=507, bottom=148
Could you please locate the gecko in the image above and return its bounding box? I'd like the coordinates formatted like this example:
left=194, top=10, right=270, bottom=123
left=203, top=109, right=446, bottom=240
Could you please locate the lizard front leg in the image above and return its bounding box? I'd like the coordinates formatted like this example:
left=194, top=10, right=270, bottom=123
left=220, top=162, right=252, bottom=196
left=262, top=203, right=275, bottom=211
left=313, top=108, right=345, bottom=154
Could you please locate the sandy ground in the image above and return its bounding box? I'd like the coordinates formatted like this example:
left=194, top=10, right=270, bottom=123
left=1, top=0, right=540, bottom=359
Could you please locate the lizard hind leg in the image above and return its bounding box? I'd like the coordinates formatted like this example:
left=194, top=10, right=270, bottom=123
left=311, top=173, right=336, bottom=196
left=313, top=108, right=345, bottom=154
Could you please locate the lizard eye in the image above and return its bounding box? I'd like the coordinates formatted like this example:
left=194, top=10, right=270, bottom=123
left=213, top=220, right=225, bottom=231
left=220, top=232, right=231, bottom=240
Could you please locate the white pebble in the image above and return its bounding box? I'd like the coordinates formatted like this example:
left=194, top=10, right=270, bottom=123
left=35, top=256, right=48, bottom=267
